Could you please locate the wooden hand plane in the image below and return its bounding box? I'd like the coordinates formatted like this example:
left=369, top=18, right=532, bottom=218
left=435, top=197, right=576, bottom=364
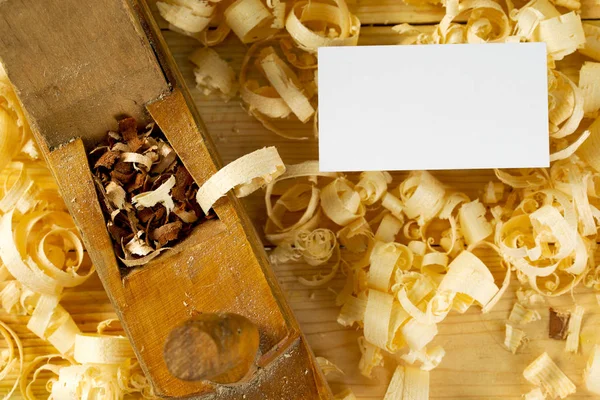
left=0, top=0, right=331, bottom=398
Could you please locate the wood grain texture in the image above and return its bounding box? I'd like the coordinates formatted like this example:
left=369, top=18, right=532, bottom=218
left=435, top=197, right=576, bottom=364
left=1, top=7, right=600, bottom=400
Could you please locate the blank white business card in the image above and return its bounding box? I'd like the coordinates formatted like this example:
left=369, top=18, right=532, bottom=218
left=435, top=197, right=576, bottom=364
left=318, top=43, right=549, bottom=172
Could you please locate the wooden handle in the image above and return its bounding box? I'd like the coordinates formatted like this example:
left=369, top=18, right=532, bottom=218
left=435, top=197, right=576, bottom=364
left=163, top=313, right=260, bottom=383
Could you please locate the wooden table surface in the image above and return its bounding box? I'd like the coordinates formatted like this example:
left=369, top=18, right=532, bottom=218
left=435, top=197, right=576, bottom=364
left=2, top=1, right=600, bottom=398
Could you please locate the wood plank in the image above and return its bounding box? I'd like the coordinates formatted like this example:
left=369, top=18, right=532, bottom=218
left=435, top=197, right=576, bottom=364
left=2, top=15, right=600, bottom=400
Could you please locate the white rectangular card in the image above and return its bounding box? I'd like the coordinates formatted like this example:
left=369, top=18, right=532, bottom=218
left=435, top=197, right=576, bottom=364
left=317, top=43, right=549, bottom=172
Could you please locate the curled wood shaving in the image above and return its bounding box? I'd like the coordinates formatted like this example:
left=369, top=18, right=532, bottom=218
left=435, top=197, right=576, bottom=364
left=156, top=0, right=215, bottom=34
left=0, top=162, right=40, bottom=214
left=356, top=172, right=392, bottom=206
left=482, top=181, right=504, bottom=204
left=439, top=251, right=499, bottom=307
left=0, top=73, right=35, bottom=173
left=225, top=0, right=278, bottom=43
left=74, top=333, right=135, bottom=365
left=125, top=231, right=153, bottom=257
left=189, top=47, right=238, bottom=101
left=295, top=228, right=337, bottom=266
left=504, top=324, right=526, bottom=354
left=374, top=214, right=403, bottom=243
left=369, top=242, right=412, bottom=291
left=458, top=200, right=492, bottom=245
left=524, top=387, right=547, bottom=400
left=551, top=0, right=580, bottom=10
left=16, top=319, right=155, bottom=400
left=96, top=318, right=121, bottom=335
left=266, top=183, right=321, bottom=245
left=269, top=0, right=286, bottom=29
left=20, top=354, right=75, bottom=400
left=0, top=280, right=37, bottom=315
left=581, top=23, right=600, bottom=61
left=534, top=12, right=585, bottom=61
left=121, top=152, right=153, bottom=171
left=0, top=320, right=23, bottom=400
left=400, top=171, right=445, bottom=226
left=238, top=37, right=317, bottom=139
left=264, top=162, right=337, bottom=244
left=118, top=248, right=171, bottom=268
left=383, top=365, right=429, bottom=400
left=459, top=0, right=511, bottom=44
left=393, top=0, right=510, bottom=44
left=496, top=189, right=588, bottom=297
left=550, top=130, right=590, bottom=162
left=579, top=62, right=600, bottom=117
left=357, top=336, right=383, bottom=378
left=337, top=295, right=366, bottom=327
left=396, top=279, right=452, bottom=325
left=105, top=181, right=127, bottom=210
left=316, top=356, right=344, bottom=378
left=363, top=289, right=394, bottom=350
left=494, top=168, right=548, bottom=189
left=565, top=305, right=584, bottom=352
left=0, top=210, right=94, bottom=295
left=321, top=178, right=366, bottom=226
left=399, top=346, right=446, bottom=371
left=259, top=47, right=315, bottom=123
left=132, top=175, right=177, bottom=214
left=585, top=344, right=600, bottom=394
left=512, top=0, right=558, bottom=41
left=577, top=115, right=600, bottom=173
left=548, top=70, right=583, bottom=141
left=523, top=352, right=576, bottom=399
left=508, top=303, right=541, bottom=325
left=27, top=294, right=80, bottom=354
left=517, top=288, right=546, bottom=306
left=285, top=0, right=360, bottom=53
left=196, top=146, right=285, bottom=213
left=400, top=319, right=438, bottom=353
left=50, top=360, right=153, bottom=399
